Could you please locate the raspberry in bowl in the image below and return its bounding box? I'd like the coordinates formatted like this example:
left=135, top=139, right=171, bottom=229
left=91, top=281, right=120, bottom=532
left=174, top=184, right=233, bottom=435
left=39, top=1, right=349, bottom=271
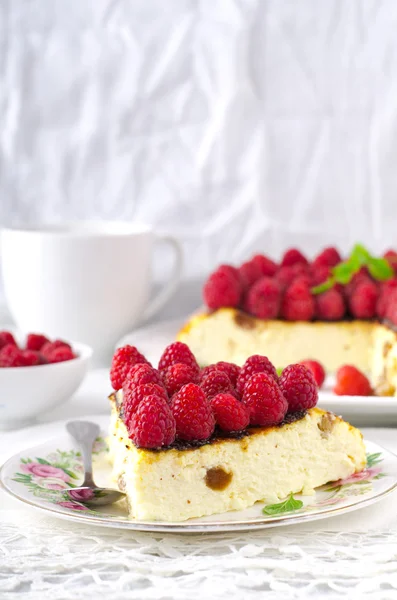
left=0, top=331, right=92, bottom=430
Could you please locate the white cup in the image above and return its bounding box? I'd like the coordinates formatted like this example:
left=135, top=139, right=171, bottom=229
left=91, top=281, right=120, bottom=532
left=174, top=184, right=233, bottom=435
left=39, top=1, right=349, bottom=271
left=0, top=222, right=183, bottom=361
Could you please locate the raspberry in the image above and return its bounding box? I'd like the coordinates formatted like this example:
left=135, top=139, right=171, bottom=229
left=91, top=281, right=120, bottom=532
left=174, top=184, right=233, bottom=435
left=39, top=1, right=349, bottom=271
left=26, top=333, right=50, bottom=352
left=345, top=267, right=372, bottom=298
left=126, top=395, right=176, bottom=448
left=41, top=339, right=73, bottom=362
left=348, top=280, right=378, bottom=319
left=158, top=341, right=199, bottom=374
left=171, top=383, right=215, bottom=441
left=251, top=254, right=278, bottom=277
left=312, top=247, right=341, bottom=269
left=245, top=277, right=281, bottom=319
left=385, top=290, right=397, bottom=325
left=299, top=360, right=326, bottom=387
left=210, top=393, right=250, bottom=432
left=238, top=259, right=262, bottom=289
left=124, top=363, right=163, bottom=388
left=200, top=361, right=241, bottom=387
left=275, top=266, right=297, bottom=291
left=377, top=279, right=397, bottom=319
left=123, top=382, right=169, bottom=422
left=279, top=364, right=318, bottom=411
left=236, top=355, right=278, bottom=396
left=163, top=363, right=199, bottom=396
left=21, top=350, right=41, bottom=366
left=0, top=331, right=17, bottom=350
left=201, top=369, right=233, bottom=399
left=315, top=288, right=346, bottom=320
left=110, top=345, right=149, bottom=390
left=48, top=346, right=76, bottom=363
left=203, top=266, right=242, bottom=309
left=0, top=344, right=25, bottom=367
left=311, top=265, right=332, bottom=286
left=243, top=372, right=288, bottom=426
left=334, top=365, right=373, bottom=396
left=281, top=248, right=309, bottom=268
left=281, top=279, right=315, bottom=321
left=384, top=250, right=397, bottom=274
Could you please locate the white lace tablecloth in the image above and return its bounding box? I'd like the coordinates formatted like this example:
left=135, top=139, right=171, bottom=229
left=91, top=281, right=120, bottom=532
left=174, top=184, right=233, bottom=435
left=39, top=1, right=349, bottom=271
left=2, top=369, right=397, bottom=600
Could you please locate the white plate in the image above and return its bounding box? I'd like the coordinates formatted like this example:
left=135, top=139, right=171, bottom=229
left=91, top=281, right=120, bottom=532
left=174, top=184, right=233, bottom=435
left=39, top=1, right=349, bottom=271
left=118, top=319, right=397, bottom=427
left=1, top=415, right=396, bottom=533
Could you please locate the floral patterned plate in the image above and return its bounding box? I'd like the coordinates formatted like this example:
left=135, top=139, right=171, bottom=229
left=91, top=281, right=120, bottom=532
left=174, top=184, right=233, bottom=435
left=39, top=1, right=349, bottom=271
left=1, top=415, right=397, bottom=533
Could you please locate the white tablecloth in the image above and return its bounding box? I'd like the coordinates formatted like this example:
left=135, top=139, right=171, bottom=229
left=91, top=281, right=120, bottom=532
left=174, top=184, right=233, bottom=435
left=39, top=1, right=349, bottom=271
left=2, top=368, right=397, bottom=600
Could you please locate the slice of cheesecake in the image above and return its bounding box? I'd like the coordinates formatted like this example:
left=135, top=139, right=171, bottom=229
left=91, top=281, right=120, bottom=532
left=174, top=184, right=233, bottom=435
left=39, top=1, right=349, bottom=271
left=108, top=393, right=366, bottom=522
left=178, top=308, right=397, bottom=395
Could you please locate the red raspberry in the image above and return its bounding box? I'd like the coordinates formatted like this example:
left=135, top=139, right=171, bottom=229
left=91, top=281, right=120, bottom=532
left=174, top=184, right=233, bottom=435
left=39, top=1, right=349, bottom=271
left=158, top=341, right=199, bottom=374
left=299, top=360, right=326, bottom=387
left=311, top=265, right=332, bottom=286
left=315, top=288, right=345, bottom=320
left=0, top=344, right=25, bottom=367
left=110, top=345, right=149, bottom=390
left=377, top=279, right=397, bottom=320
left=41, top=340, right=73, bottom=362
left=201, top=369, right=233, bottom=399
left=385, top=290, right=397, bottom=325
left=238, top=258, right=262, bottom=289
left=334, top=365, right=373, bottom=396
left=48, top=346, right=76, bottom=363
left=163, top=363, right=199, bottom=396
left=348, top=280, right=378, bottom=319
left=210, top=393, right=250, bottom=432
left=281, top=279, right=315, bottom=321
left=126, top=395, right=176, bottom=448
left=236, top=355, right=278, bottom=396
left=21, top=350, right=41, bottom=366
left=312, top=247, right=341, bottom=269
left=275, top=266, right=297, bottom=291
left=0, top=331, right=17, bottom=350
left=123, top=382, right=169, bottom=422
left=26, top=333, right=50, bottom=352
left=203, top=266, right=242, bottom=309
left=200, top=361, right=241, bottom=387
left=251, top=254, right=278, bottom=277
left=124, top=363, right=163, bottom=388
left=281, top=248, right=309, bottom=268
left=384, top=250, right=397, bottom=274
left=345, top=267, right=372, bottom=298
left=243, top=372, right=288, bottom=426
left=245, top=277, right=281, bottom=319
left=171, top=383, right=215, bottom=441
left=279, top=364, right=318, bottom=411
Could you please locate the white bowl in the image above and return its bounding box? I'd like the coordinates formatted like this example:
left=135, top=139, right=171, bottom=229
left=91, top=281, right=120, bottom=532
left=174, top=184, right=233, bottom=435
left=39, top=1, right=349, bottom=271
left=0, top=341, right=92, bottom=430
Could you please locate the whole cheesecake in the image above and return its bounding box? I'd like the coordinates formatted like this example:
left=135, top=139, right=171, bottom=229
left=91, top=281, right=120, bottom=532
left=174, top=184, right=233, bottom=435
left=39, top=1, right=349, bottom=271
left=177, top=308, right=397, bottom=395
left=177, top=245, right=397, bottom=396
left=109, top=391, right=366, bottom=522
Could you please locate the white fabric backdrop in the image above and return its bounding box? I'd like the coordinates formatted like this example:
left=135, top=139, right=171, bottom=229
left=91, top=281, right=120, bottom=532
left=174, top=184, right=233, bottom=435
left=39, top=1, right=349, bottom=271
left=1, top=0, right=397, bottom=281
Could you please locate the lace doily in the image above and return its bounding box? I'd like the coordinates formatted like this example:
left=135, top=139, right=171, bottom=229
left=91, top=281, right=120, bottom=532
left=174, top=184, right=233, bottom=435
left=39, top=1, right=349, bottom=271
left=2, top=516, right=397, bottom=600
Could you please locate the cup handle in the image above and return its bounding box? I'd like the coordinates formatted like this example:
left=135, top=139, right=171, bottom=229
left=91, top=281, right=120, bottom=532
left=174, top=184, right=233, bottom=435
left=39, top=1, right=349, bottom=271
left=141, top=235, right=183, bottom=322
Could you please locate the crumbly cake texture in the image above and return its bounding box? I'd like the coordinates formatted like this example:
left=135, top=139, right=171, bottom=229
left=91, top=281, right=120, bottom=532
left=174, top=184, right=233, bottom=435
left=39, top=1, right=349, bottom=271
left=108, top=393, right=366, bottom=522
left=178, top=308, right=397, bottom=395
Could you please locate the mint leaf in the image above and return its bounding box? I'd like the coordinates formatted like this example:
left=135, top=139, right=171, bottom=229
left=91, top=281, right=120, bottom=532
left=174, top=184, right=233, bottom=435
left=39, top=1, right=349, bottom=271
left=262, top=493, right=303, bottom=515
left=276, top=367, right=283, bottom=376
left=350, top=243, right=371, bottom=267
left=333, top=262, right=354, bottom=284
left=367, top=257, right=394, bottom=281
left=311, top=278, right=335, bottom=295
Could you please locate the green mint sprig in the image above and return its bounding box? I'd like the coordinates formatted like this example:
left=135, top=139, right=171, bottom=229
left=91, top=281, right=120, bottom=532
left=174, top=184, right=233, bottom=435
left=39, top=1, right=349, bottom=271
left=262, top=493, right=303, bottom=516
left=311, top=243, right=393, bottom=295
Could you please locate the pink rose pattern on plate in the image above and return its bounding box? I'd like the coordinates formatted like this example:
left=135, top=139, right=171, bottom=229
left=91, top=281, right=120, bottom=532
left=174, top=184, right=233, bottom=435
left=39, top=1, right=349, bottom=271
left=12, top=446, right=385, bottom=520
left=11, top=437, right=110, bottom=517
